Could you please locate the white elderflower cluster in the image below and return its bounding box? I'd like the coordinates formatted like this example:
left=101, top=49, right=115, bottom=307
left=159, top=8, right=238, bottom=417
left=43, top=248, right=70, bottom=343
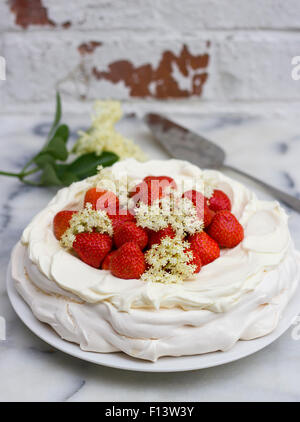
left=60, top=203, right=113, bottom=249
left=202, top=174, right=216, bottom=199
left=135, top=193, right=203, bottom=236
left=142, top=236, right=196, bottom=284
left=170, top=197, right=204, bottom=236
left=134, top=198, right=170, bottom=232
left=73, top=100, right=147, bottom=162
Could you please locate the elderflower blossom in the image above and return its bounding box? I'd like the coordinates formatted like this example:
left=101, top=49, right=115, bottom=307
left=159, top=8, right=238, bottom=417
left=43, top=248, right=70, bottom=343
left=60, top=203, right=113, bottom=249
left=73, top=100, right=147, bottom=161
left=202, top=174, right=216, bottom=199
left=134, top=199, right=170, bottom=232
left=142, top=236, right=196, bottom=284
left=170, top=197, right=204, bottom=236
left=135, top=193, right=203, bottom=237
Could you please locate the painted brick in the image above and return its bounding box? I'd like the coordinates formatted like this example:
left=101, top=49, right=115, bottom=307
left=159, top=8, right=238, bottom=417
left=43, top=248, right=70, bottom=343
left=214, top=34, right=300, bottom=100
left=3, top=33, right=79, bottom=101
left=2, top=33, right=210, bottom=102
left=1, top=0, right=300, bottom=114
left=3, top=1, right=300, bottom=31
left=2, top=31, right=300, bottom=104
left=156, top=0, right=300, bottom=31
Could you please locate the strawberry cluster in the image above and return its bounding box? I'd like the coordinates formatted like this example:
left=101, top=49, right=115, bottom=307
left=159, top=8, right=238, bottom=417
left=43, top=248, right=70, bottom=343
left=53, top=175, right=244, bottom=281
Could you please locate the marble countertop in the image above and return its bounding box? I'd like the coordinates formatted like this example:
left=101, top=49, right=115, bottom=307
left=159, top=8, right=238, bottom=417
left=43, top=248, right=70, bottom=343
left=0, top=111, right=300, bottom=402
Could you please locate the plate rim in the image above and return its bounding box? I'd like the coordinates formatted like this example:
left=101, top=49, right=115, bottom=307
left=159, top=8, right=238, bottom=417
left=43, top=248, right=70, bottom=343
left=6, top=258, right=300, bottom=373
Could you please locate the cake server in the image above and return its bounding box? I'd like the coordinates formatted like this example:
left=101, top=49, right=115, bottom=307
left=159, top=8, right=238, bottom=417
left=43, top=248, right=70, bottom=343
left=144, top=113, right=300, bottom=212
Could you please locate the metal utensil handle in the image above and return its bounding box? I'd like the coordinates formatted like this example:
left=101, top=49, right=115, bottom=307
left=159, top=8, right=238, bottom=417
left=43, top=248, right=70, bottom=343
left=222, top=164, right=300, bottom=213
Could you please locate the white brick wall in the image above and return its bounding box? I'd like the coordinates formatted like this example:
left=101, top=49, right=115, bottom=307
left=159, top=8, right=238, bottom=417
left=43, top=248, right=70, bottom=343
left=44, top=0, right=300, bottom=31
left=1, top=0, right=300, bottom=115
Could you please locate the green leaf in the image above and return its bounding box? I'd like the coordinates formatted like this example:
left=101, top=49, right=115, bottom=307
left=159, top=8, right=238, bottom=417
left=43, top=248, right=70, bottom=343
left=47, top=92, right=62, bottom=142
left=20, top=93, right=68, bottom=176
left=40, top=163, right=62, bottom=186
left=54, top=164, right=79, bottom=186
left=34, top=153, right=55, bottom=168
left=44, top=136, right=68, bottom=161
left=58, top=171, right=79, bottom=186
left=66, top=152, right=119, bottom=179
left=52, top=124, right=69, bottom=144
left=53, top=151, right=119, bottom=186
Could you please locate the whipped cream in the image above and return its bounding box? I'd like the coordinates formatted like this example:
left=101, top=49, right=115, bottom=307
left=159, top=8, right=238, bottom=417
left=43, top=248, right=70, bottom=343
left=12, top=159, right=300, bottom=361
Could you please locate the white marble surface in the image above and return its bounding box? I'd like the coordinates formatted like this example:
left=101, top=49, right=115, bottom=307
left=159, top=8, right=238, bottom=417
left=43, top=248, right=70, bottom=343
left=0, top=111, right=300, bottom=402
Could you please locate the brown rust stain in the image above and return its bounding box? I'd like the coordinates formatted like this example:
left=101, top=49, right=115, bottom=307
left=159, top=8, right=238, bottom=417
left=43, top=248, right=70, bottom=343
left=78, top=41, right=102, bottom=56
left=62, top=21, right=71, bottom=29
left=9, top=0, right=71, bottom=28
left=9, top=0, right=55, bottom=28
left=92, top=44, right=209, bottom=98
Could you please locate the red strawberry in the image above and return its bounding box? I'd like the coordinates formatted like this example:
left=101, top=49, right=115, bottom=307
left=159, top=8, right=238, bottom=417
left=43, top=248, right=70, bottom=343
left=182, top=190, right=213, bottom=227
left=188, top=232, right=220, bottom=266
left=206, top=210, right=244, bottom=248
left=203, top=206, right=215, bottom=227
left=110, top=242, right=146, bottom=279
left=148, top=225, right=176, bottom=249
left=108, top=209, right=135, bottom=232
left=114, top=221, right=148, bottom=250
left=209, top=189, right=231, bottom=212
left=185, top=248, right=202, bottom=273
left=84, top=188, right=119, bottom=213
left=143, top=175, right=177, bottom=190
left=73, top=232, right=112, bottom=268
left=53, top=210, right=76, bottom=240
left=182, top=190, right=208, bottom=206
left=130, top=176, right=176, bottom=205
left=129, top=179, right=162, bottom=205
left=101, top=250, right=117, bottom=270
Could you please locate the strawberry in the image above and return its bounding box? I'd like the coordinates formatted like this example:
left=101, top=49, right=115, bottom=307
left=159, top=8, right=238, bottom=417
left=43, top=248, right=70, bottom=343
left=130, top=176, right=176, bottom=205
left=182, top=190, right=213, bottom=227
left=206, top=210, right=244, bottom=248
left=203, top=206, right=215, bottom=228
left=148, top=225, right=176, bottom=249
left=108, top=208, right=135, bottom=232
left=84, top=188, right=119, bottom=213
left=143, top=175, right=177, bottom=190
left=209, top=189, right=231, bottom=212
left=101, top=250, right=117, bottom=270
left=188, top=232, right=220, bottom=266
left=53, top=210, right=76, bottom=240
left=73, top=232, right=112, bottom=268
left=110, top=242, right=146, bottom=279
left=182, top=190, right=208, bottom=206
left=185, top=248, right=202, bottom=273
left=129, top=179, right=162, bottom=205
left=114, top=221, right=148, bottom=250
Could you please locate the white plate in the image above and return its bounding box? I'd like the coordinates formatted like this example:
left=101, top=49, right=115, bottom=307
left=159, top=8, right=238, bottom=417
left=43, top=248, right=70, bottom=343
left=6, top=260, right=300, bottom=373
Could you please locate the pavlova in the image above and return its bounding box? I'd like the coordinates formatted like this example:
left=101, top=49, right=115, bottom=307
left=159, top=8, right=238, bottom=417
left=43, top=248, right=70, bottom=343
left=11, top=159, right=300, bottom=361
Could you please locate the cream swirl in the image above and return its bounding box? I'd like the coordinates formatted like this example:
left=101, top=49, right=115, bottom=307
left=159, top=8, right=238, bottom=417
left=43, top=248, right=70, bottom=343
left=12, top=242, right=300, bottom=361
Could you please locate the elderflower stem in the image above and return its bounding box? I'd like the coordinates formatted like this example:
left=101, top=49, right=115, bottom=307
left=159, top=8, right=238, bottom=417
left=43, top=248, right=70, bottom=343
left=0, top=170, right=22, bottom=178
left=0, top=167, right=40, bottom=180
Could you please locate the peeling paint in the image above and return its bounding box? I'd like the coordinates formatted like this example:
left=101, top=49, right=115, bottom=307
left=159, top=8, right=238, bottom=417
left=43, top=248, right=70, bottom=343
left=9, top=0, right=55, bottom=28
left=62, top=21, right=71, bottom=29
left=8, top=0, right=71, bottom=28
left=78, top=41, right=102, bottom=55
left=92, top=45, right=209, bottom=99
